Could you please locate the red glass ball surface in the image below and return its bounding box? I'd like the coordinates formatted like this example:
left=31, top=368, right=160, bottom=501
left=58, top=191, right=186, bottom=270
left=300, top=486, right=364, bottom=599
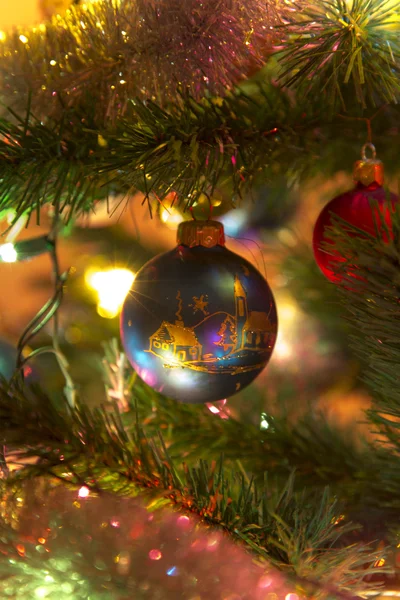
left=313, top=183, right=399, bottom=282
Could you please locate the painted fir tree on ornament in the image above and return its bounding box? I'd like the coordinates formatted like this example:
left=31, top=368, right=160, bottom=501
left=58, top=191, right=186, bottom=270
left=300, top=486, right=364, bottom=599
left=121, top=221, right=277, bottom=403
left=313, top=143, right=399, bottom=283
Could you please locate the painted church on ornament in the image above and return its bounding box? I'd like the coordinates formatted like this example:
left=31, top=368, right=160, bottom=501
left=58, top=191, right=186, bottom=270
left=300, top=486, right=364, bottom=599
left=148, top=275, right=273, bottom=364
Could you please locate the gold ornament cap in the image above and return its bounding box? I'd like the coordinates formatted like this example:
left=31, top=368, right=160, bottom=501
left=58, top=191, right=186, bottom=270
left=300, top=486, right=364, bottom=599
left=177, top=220, right=225, bottom=248
left=353, top=143, right=384, bottom=187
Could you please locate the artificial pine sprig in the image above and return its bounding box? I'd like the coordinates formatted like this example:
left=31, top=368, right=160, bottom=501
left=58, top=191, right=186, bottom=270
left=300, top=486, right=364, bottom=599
left=98, top=342, right=397, bottom=514
left=0, top=90, right=399, bottom=223
left=0, top=381, right=385, bottom=597
left=0, top=83, right=311, bottom=220
left=328, top=205, right=400, bottom=440
left=278, top=0, right=400, bottom=111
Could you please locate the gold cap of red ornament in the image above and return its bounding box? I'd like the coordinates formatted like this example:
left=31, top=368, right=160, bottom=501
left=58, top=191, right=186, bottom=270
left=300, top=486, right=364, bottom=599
left=177, top=220, right=225, bottom=248
left=353, top=143, right=384, bottom=187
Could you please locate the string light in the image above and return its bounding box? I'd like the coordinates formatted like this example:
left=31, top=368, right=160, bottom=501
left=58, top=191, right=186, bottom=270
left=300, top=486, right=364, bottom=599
left=260, top=416, right=270, bottom=430
left=271, top=294, right=301, bottom=362
left=160, top=206, right=187, bottom=229
left=85, top=268, right=135, bottom=319
left=0, top=243, right=17, bottom=263
left=274, top=335, right=293, bottom=360
left=78, top=486, right=90, bottom=498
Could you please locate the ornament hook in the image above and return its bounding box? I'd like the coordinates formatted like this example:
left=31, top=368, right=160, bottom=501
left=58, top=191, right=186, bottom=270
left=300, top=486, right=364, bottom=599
left=361, top=143, right=377, bottom=161
left=189, top=191, right=213, bottom=221
left=354, top=143, right=383, bottom=187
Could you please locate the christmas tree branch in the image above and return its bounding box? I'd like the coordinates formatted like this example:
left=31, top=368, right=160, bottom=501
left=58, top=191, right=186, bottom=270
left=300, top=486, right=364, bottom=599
left=278, top=0, right=400, bottom=112
left=0, top=90, right=399, bottom=223
left=330, top=206, right=400, bottom=442
left=99, top=343, right=388, bottom=512
left=305, top=204, right=400, bottom=531
left=117, top=371, right=400, bottom=519
left=0, top=381, right=385, bottom=596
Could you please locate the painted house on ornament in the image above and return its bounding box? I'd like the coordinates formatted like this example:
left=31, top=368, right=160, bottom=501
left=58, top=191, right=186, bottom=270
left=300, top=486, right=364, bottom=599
left=149, top=321, right=202, bottom=363
left=149, top=275, right=273, bottom=365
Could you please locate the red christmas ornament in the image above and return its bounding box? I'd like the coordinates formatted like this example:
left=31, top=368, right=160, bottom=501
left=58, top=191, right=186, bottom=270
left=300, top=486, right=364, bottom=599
left=313, top=144, right=399, bottom=283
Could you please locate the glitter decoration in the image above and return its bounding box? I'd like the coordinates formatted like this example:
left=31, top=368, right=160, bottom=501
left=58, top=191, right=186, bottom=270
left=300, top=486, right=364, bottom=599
left=0, top=480, right=294, bottom=599
left=0, top=0, right=285, bottom=122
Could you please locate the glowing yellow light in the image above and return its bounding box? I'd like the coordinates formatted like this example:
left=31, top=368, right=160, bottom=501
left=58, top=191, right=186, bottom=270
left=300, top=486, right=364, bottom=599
left=34, top=588, right=49, bottom=599
left=97, top=134, right=108, bottom=147
left=374, top=558, right=386, bottom=567
left=19, top=35, right=28, bottom=44
left=278, top=301, right=298, bottom=323
left=0, top=31, right=6, bottom=42
left=160, top=206, right=187, bottom=229
left=0, top=243, right=17, bottom=263
left=50, top=60, right=57, bottom=66
left=274, top=334, right=292, bottom=360
left=86, top=268, right=135, bottom=319
left=333, top=514, right=345, bottom=525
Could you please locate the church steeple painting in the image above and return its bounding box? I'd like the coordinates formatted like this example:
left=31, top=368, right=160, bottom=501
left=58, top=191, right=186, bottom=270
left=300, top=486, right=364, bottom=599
left=147, top=274, right=275, bottom=374
left=234, top=275, right=248, bottom=349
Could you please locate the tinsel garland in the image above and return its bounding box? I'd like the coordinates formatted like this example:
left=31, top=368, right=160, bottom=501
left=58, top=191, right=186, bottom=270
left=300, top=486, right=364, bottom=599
left=0, top=0, right=293, bottom=122
left=0, top=480, right=291, bottom=599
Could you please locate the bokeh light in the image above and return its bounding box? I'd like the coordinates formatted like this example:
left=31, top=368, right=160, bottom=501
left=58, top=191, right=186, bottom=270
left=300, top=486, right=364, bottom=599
left=85, top=267, right=135, bottom=319
left=78, top=486, right=90, bottom=498
left=0, top=243, right=18, bottom=263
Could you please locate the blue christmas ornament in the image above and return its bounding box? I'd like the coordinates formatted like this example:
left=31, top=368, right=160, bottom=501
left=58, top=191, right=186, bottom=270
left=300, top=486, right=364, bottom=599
left=121, top=221, right=277, bottom=404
